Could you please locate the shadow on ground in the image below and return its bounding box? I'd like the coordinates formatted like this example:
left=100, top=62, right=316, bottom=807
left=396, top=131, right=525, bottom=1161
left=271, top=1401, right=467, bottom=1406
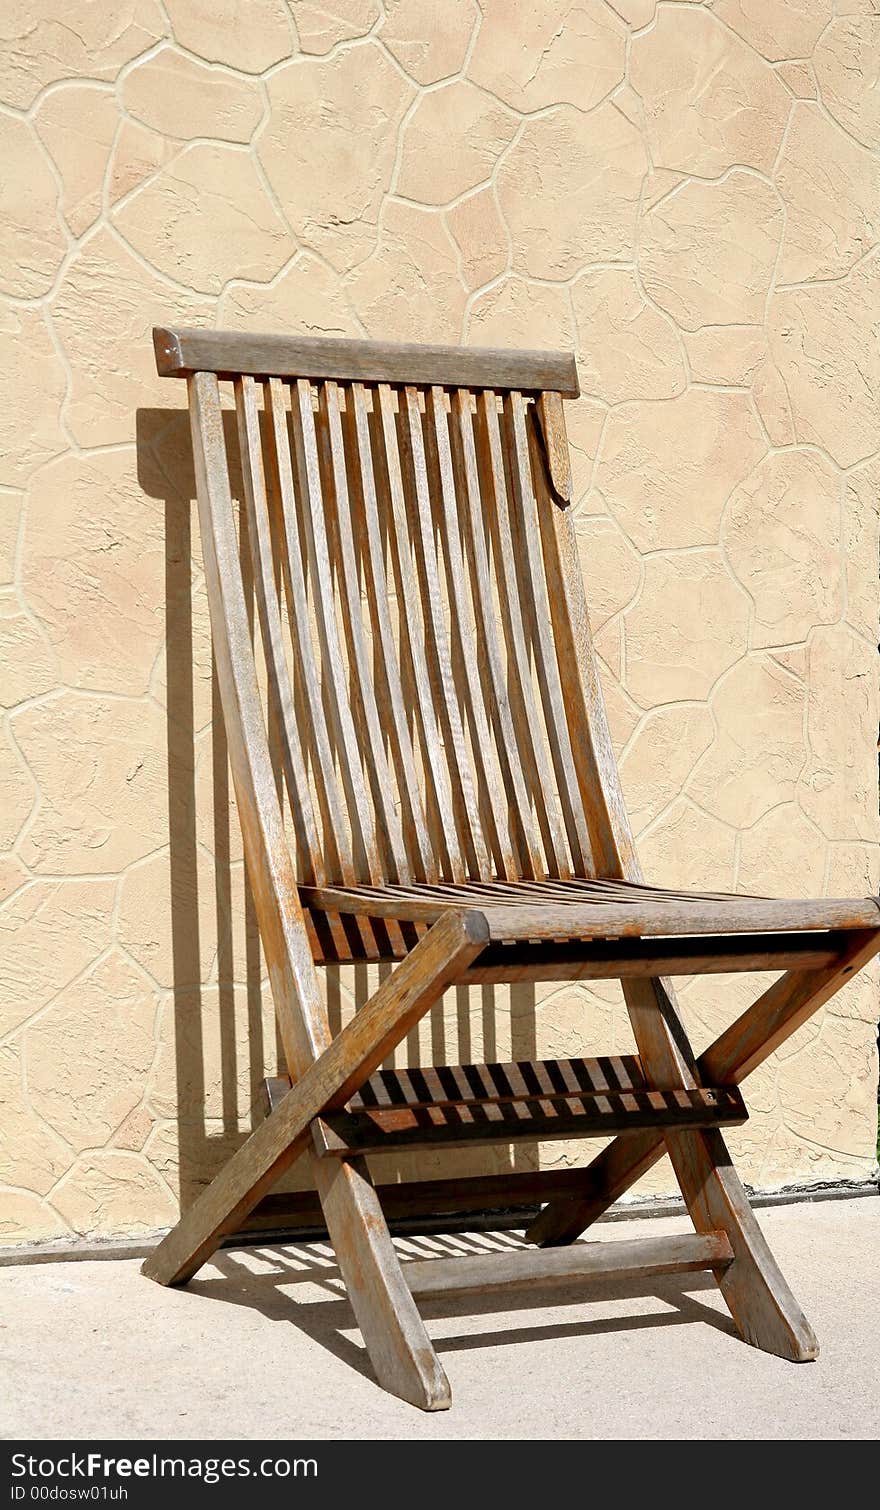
left=189, top=1229, right=737, bottom=1386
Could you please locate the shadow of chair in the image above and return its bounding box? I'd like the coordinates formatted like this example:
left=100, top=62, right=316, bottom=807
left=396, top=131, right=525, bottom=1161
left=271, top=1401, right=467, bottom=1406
left=187, top=1228, right=737, bottom=1384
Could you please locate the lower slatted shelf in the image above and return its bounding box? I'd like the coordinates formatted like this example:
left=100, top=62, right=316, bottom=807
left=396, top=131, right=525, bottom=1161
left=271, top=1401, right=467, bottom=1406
left=264, top=1053, right=748, bottom=1158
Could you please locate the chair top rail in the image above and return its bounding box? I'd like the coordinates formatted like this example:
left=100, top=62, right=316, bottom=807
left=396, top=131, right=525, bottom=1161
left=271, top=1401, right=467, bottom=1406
left=153, top=326, right=580, bottom=397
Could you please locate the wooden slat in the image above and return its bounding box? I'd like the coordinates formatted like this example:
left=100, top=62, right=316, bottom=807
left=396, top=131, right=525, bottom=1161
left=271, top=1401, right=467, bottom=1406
left=352, top=1052, right=647, bottom=1109
left=264, top=377, right=354, bottom=883
left=302, top=931, right=843, bottom=976
left=295, top=881, right=879, bottom=938
left=154, top=325, right=580, bottom=395
left=427, top=385, right=514, bottom=879
left=474, top=391, right=571, bottom=874
left=504, top=390, right=592, bottom=874
left=290, top=378, right=380, bottom=882
left=266, top=1051, right=747, bottom=1157
left=233, top=376, right=324, bottom=885
left=316, top=380, right=409, bottom=882
left=344, top=382, right=434, bottom=879
left=404, top=1231, right=734, bottom=1299
left=266, top=1053, right=647, bottom=1113
left=450, top=388, right=544, bottom=877
left=399, top=385, right=489, bottom=878
left=464, top=935, right=843, bottom=982
left=374, top=383, right=464, bottom=880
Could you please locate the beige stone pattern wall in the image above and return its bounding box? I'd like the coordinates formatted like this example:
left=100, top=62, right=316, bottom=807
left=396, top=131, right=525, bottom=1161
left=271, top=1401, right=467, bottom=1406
left=1, top=0, right=878, bottom=1244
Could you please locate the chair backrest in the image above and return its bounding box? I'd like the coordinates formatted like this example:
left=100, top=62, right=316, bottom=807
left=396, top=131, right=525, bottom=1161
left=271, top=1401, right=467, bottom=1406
left=156, top=328, right=638, bottom=899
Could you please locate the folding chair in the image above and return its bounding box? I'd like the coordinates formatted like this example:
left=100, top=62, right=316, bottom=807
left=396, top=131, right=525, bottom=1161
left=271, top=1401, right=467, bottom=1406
left=143, top=325, right=880, bottom=1410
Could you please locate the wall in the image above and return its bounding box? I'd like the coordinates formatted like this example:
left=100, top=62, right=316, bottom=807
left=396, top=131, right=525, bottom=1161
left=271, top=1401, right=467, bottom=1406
left=1, top=0, right=878, bottom=1244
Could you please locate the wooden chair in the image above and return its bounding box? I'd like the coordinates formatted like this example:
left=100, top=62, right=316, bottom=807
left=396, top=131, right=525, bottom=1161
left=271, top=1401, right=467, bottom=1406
left=143, top=326, right=880, bottom=1410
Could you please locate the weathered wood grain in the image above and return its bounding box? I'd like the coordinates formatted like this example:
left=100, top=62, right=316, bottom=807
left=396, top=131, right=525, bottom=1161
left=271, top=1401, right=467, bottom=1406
left=317, top=1080, right=747, bottom=1156
left=153, top=330, right=880, bottom=1406
left=528, top=928, right=880, bottom=1248
left=405, top=1231, right=734, bottom=1299
left=296, top=881, right=880, bottom=938
left=143, top=908, right=487, bottom=1288
left=153, top=325, right=580, bottom=395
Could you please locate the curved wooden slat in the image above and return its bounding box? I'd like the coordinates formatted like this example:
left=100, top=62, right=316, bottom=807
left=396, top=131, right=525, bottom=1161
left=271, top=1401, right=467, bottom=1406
left=474, top=390, right=570, bottom=876
left=373, top=383, right=464, bottom=881
left=345, top=383, right=435, bottom=880
left=503, top=391, right=592, bottom=875
left=264, top=377, right=354, bottom=883
left=233, top=376, right=324, bottom=885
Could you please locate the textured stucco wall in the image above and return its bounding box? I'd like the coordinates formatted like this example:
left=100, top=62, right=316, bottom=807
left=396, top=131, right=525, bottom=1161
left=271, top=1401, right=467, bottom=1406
left=1, top=1, right=879, bottom=1244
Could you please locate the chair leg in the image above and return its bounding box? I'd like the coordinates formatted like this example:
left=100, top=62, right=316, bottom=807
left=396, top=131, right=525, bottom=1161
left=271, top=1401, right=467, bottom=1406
left=312, top=1154, right=451, bottom=1411
left=143, top=911, right=487, bottom=1288
left=529, top=934, right=879, bottom=1251
left=527, top=1114, right=821, bottom=1363
left=624, top=976, right=819, bottom=1362
left=663, top=1125, right=817, bottom=1361
left=530, top=973, right=822, bottom=1361
left=527, top=1123, right=664, bottom=1247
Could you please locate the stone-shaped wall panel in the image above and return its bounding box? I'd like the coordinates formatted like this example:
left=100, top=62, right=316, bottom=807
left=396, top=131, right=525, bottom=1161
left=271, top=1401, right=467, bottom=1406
left=0, top=1, right=876, bottom=1242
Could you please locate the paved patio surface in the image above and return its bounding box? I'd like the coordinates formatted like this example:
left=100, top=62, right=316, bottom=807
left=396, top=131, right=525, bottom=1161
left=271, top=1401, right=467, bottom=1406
left=2, top=1195, right=878, bottom=1440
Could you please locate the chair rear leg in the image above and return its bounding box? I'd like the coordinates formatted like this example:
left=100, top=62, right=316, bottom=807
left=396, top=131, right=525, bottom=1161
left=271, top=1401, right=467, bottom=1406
left=311, top=1153, right=451, bottom=1410
left=625, top=976, right=818, bottom=1363
left=527, top=1124, right=664, bottom=1247
left=528, top=1116, right=818, bottom=1360
left=530, top=935, right=880, bottom=1252
left=663, top=1126, right=818, bottom=1361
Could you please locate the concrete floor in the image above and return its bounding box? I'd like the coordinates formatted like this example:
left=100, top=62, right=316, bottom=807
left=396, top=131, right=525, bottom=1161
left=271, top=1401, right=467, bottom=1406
left=2, top=1196, right=878, bottom=1440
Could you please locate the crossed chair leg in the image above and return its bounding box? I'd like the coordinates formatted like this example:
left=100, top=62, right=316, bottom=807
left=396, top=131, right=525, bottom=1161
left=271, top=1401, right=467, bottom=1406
left=143, top=910, right=488, bottom=1408
left=529, top=928, right=880, bottom=1363
left=143, top=917, right=880, bottom=1408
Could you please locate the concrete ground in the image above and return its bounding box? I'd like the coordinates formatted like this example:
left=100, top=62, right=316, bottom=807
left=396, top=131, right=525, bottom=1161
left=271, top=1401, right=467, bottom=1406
left=2, top=1196, right=878, bottom=1440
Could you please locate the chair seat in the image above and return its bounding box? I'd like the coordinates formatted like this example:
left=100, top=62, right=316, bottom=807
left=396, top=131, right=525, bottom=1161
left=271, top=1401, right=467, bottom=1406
left=299, top=876, right=880, bottom=969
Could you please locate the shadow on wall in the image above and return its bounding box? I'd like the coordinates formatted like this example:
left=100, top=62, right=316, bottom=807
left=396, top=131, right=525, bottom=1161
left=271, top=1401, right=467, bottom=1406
left=135, top=406, right=538, bottom=1217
